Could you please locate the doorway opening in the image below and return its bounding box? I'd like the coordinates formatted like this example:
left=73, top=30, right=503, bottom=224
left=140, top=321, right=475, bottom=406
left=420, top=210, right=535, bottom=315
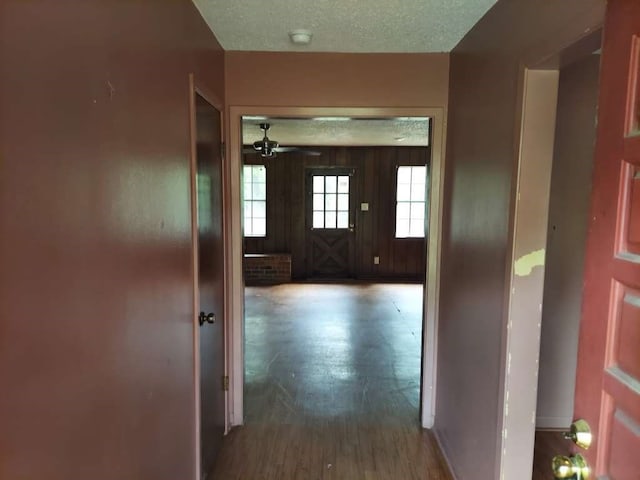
left=239, top=115, right=431, bottom=426
left=531, top=43, right=602, bottom=478
left=225, top=107, right=447, bottom=431
left=209, top=113, right=452, bottom=476
left=501, top=32, right=602, bottom=478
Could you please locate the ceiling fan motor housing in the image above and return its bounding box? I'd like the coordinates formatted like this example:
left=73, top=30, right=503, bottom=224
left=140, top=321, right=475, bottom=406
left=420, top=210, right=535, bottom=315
left=253, top=123, right=279, bottom=157
left=253, top=139, right=279, bottom=156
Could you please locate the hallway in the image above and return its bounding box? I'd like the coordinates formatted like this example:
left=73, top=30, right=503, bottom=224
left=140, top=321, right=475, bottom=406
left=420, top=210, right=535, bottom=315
left=212, top=283, right=452, bottom=479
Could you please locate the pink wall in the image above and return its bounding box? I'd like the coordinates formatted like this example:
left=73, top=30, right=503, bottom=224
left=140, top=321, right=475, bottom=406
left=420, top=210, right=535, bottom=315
left=0, top=1, right=223, bottom=478
left=436, top=1, right=604, bottom=478
left=225, top=51, right=449, bottom=107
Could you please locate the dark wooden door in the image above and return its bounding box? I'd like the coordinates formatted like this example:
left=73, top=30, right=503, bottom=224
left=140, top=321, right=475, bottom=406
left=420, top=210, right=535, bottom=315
left=306, top=168, right=356, bottom=278
left=194, top=93, right=225, bottom=478
left=573, top=1, right=640, bottom=477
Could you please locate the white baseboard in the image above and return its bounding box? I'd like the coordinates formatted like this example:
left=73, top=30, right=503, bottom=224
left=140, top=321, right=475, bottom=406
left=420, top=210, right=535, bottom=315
left=536, top=416, right=572, bottom=429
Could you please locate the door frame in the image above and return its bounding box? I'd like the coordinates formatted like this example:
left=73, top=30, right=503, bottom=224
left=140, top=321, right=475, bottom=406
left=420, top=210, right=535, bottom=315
left=188, top=74, right=228, bottom=480
left=500, top=67, right=560, bottom=477
left=224, top=106, right=447, bottom=429
left=498, top=31, right=603, bottom=479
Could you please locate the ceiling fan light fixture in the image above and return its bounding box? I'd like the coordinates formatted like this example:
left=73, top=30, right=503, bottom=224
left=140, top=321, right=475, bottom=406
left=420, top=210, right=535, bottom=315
left=289, top=29, right=312, bottom=45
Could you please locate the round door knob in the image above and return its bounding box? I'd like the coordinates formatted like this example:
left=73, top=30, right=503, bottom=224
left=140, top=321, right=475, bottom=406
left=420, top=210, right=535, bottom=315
left=552, top=456, right=574, bottom=479
left=563, top=419, right=592, bottom=450
left=552, top=454, right=590, bottom=479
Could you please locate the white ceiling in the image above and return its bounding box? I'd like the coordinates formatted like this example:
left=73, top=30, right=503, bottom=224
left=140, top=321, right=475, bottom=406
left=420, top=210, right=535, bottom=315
left=192, top=0, right=498, bottom=53
left=242, top=117, right=430, bottom=147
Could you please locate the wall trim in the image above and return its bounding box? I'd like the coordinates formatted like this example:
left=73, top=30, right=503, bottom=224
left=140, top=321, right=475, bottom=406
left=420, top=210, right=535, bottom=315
left=498, top=69, right=559, bottom=479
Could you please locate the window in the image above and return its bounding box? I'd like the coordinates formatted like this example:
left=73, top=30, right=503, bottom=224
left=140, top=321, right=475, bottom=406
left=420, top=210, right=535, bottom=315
left=312, top=174, right=350, bottom=229
left=395, top=166, right=427, bottom=238
left=243, top=164, right=266, bottom=237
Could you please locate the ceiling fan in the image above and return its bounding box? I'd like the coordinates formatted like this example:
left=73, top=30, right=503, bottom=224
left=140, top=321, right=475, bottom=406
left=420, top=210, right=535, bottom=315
left=243, top=123, right=321, bottom=158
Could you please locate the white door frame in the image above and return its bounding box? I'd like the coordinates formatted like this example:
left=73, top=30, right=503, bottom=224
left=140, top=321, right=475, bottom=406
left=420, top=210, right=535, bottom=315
left=223, top=106, right=447, bottom=429
left=498, top=69, right=560, bottom=478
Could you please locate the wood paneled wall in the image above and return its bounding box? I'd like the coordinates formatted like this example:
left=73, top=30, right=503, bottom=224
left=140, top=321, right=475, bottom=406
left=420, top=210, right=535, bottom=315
left=244, top=146, right=429, bottom=281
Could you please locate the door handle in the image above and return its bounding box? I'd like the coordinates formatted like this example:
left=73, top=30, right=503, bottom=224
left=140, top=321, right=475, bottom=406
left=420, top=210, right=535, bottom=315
left=562, top=419, right=592, bottom=450
left=198, top=311, right=215, bottom=326
left=552, top=454, right=590, bottom=479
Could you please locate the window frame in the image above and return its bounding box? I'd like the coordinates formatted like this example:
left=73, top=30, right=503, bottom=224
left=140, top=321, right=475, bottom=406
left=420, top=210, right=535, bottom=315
left=243, top=163, right=267, bottom=238
left=394, top=164, right=429, bottom=239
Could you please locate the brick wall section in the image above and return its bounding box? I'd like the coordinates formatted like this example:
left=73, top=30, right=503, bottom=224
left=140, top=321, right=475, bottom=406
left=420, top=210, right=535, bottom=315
left=244, top=254, right=292, bottom=285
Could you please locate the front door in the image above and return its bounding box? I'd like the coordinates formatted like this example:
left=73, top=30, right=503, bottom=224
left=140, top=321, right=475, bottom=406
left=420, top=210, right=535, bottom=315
left=574, top=1, right=640, bottom=476
left=306, top=168, right=356, bottom=278
left=193, top=93, right=225, bottom=478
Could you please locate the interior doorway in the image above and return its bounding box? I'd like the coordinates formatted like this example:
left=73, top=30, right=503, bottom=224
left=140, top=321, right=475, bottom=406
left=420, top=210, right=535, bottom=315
left=239, top=115, right=431, bottom=423
left=231, top=108, right=443, bottom=426
left=531, top=47, right=601, bottom=478
left=502, top=33, right=602, bottom=478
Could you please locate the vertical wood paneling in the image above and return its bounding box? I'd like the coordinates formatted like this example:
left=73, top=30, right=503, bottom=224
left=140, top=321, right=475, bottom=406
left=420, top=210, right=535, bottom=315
left=244, top=146, right=429, bottom=280
left=361, top=148, right=376, bottom=277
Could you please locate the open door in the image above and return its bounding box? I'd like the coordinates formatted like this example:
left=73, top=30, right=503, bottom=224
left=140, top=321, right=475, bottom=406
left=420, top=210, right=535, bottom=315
left=572, top=1, right=640, bottom=477
left=192, top=91, right=225, bottom=478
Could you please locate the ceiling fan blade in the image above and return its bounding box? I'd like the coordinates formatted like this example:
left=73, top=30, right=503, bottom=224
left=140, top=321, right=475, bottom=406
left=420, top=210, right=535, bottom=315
left=242, top=147, right=259, bottom=154
left=274, top=146, right=322, bottom=156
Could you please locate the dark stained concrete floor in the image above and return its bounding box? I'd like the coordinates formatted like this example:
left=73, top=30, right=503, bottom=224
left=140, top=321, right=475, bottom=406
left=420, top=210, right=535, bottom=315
left=244, top=283, right=425, bottom=425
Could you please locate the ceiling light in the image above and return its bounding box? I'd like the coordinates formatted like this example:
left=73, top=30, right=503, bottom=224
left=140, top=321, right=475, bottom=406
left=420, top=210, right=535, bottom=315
left=395, top=137, right=407, bottom=142
left=395, top=117, right=429, bottom=121
left=289, top=29, right=312, bottom=45
left=311, top=117, right=351, bottom=121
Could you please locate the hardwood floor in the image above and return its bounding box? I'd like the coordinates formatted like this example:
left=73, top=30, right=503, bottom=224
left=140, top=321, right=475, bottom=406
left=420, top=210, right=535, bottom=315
left=211, top=283, right=563, bottom=479
left=212, top=283, right=452, bottom=479
left=532, top=430, right=570, bottom=480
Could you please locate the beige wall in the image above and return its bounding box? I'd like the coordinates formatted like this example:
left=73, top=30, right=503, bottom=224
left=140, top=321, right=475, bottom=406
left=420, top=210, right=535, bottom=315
left=536, top=54, right=600, bottom=429
left=435, top=1, right=604, bottom=478
left=225, top=51, right=449, bottom=108
left=0, top=1, right=224, bottom=478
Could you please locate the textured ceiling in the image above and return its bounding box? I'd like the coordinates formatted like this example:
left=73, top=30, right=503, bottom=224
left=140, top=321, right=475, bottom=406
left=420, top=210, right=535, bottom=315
left=192, top=0, right=499, bottom=53
left=242, top=117, right=430, bottom=147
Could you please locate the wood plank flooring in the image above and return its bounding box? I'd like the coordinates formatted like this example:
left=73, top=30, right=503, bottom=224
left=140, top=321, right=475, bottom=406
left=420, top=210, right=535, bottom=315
left=212, top=283, right=451, bottom=479
left=532, top=430, right=570, bottom=480
left=211, top=283, right=563, bottom=479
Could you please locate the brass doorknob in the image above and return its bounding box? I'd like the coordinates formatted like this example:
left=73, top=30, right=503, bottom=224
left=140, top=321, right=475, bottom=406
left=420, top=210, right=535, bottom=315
left=563, top=419, right=592, bottom=449
left=552, top=454, right=590, bottom=479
